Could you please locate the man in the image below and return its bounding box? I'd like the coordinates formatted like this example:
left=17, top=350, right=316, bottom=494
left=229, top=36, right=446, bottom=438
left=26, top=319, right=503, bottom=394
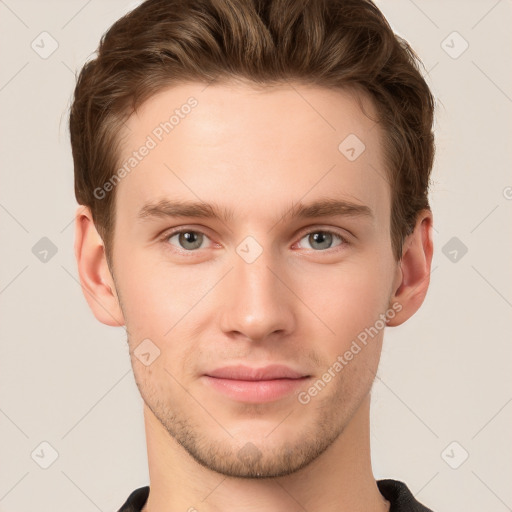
left=70, top=0, right=436, bottom=510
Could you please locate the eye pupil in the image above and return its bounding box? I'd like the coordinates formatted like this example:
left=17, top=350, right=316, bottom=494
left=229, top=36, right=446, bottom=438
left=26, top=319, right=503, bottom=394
left=309, top=231, right=333, bottom=250
left=179, top=231, right=203, bottom=250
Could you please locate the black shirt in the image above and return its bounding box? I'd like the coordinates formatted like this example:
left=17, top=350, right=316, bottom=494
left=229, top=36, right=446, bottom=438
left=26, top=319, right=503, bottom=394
left=117, top=479, right=434, bottom=511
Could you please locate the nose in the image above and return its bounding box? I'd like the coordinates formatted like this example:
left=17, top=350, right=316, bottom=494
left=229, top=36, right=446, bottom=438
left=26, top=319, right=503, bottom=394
left=218, top=244, right=296, bottom=342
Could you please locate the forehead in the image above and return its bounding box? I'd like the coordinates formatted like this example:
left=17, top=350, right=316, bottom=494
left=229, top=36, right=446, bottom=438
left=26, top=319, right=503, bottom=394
left=116, top=80, right=390, bottom=228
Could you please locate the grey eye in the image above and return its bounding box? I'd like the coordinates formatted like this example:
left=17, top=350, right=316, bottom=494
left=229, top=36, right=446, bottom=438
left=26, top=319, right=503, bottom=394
left=168, top=231, right=206, bottom=250
left=299, top=231, right=343, bottom=250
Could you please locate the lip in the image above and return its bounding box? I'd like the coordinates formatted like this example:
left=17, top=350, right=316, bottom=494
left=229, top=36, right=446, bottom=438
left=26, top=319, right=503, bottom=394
left=206, top=364, right=307, bottom=380
left=203, top=365, right=311, bottom=403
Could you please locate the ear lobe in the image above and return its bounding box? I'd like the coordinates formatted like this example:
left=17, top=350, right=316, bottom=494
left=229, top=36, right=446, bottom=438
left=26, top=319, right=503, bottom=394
left=74, top=206, right=125, bottom=327
left=386, top=209, right=434, bottom=327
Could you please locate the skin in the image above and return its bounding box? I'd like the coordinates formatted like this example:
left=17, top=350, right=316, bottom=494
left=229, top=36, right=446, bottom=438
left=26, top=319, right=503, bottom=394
left=75, top=80, right=433, bottom=512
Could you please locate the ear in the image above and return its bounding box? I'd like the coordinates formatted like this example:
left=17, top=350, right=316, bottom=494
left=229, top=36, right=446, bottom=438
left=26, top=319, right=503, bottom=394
left=74, top=205, right=125, bottom=327
left=386, top=209, right=434, bottom=327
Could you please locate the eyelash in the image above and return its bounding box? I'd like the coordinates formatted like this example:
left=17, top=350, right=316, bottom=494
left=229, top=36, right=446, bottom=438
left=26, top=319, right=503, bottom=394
left=157, top=227, right=351, bottom=254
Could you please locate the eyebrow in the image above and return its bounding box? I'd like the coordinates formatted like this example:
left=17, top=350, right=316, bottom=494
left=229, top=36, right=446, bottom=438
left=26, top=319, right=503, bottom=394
left=137, top=197, right=373, bottom=224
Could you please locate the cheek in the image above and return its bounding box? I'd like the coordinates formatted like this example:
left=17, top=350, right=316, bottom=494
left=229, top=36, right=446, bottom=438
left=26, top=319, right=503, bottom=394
left=114, top=249, right=203, bottom=332
left=116, top=256, right=216, bottom=382
left=292, top=257, right=391, bottom=341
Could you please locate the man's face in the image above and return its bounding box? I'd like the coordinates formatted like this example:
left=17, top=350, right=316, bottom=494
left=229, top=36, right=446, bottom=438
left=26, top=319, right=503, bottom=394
left=110, top=81, right=400, bottom=477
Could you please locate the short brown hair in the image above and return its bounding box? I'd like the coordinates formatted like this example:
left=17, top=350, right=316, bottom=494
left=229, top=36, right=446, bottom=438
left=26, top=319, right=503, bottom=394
left=69, top=0, right=435, bottom=265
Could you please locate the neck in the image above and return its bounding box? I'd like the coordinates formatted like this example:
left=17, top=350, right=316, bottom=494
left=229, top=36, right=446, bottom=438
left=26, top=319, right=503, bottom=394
left=141, top=394, right=389, bottom=512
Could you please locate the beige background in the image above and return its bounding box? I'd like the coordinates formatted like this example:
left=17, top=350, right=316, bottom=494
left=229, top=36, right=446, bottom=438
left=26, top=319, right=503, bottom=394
left=1, top=0, right=511, bottom=510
